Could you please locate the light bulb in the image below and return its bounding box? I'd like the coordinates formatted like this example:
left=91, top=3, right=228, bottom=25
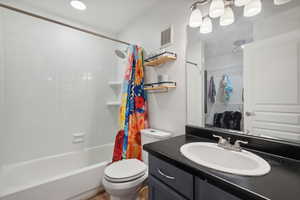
left=209, top=0, right=225, bottom=18
left=70, top=0, right=87, bottom=10
left=234, top=0, right=251, bottom=7
left=189, top=8, right=203, bottom=28
left=200, top=17, right=213, bottom=34
left=220, top=7, right=235, bottom=26
left=244, top=0, right=262, bottom=17
left=274, top=0, right=292, bottom=5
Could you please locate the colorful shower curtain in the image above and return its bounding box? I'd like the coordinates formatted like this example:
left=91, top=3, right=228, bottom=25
left=112, top=45, right=149, bottom=162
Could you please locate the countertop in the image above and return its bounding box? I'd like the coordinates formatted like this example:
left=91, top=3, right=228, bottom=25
left=143, top=135, right=300, bottom=200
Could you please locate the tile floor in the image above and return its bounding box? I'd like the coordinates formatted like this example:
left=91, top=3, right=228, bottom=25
left=88, top=186, right=148, bottom=200
left=89, top=192, right=110, bottom=200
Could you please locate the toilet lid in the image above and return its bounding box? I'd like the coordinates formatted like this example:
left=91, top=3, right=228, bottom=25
left=104, top=159, right=147, bottom=183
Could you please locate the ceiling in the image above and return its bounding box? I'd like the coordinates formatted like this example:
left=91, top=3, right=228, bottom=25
left=4, top=0, right=160, bottom=34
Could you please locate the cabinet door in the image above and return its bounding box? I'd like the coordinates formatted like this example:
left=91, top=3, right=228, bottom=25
left=149, top=155, right=193, bottom=199
left=196, top=178, right=241, bottom=200
left=149, top=176, right=187, bottom=200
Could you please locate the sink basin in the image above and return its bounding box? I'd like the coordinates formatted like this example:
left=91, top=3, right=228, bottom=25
left=180, top=142, right=271, bottom=176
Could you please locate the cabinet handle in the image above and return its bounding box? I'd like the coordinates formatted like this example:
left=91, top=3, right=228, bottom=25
left=245, top=111, right=255, bottom=117
left=157, top=168, right=175, bottom=180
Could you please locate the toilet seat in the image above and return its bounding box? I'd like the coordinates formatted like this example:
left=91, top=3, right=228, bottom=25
left=104, top=159, right=147, bottom=183
left=103, top=171, right=148, bottom=197
left=105, top=171, right=146, bottom=183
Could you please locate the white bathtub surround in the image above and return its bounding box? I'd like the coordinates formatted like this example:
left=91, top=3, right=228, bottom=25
left=0, top=144, right=113, bottom=200
left=0, top=6, right=118, bottom=166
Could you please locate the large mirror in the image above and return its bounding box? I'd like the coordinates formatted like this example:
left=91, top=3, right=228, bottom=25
left=186, top=0, right=300, bottom=143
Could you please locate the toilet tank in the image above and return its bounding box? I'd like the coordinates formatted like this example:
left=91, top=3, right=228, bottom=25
left=141, top=129, right=172, bottom=163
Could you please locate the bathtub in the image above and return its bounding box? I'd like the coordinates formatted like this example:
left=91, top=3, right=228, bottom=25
left=0, top=144, right=114, bottom=200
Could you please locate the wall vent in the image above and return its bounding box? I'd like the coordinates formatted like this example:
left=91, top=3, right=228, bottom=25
left=161, top=26, right=173, bottom=48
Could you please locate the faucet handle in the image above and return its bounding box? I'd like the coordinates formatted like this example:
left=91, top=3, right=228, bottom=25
left=233, top=140, right=249, bottom=150
left=213, top=135, right=228, bottom=145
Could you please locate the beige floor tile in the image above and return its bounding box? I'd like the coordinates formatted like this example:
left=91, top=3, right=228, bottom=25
left=87, top=186, right=148, bottom=200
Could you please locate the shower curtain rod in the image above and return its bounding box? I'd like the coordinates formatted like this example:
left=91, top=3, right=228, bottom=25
left=0, top=3, right=131, bottom=46
left=186, top=61, right=198, bottom=66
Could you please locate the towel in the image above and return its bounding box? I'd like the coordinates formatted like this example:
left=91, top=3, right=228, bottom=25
left=222, top=75, right=233, bottom=103
left=112, top=45, right=149, bottom=162
left=208, top=76, right=216, bottom=103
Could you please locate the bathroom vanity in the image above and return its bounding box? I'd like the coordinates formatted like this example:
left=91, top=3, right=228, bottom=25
left=144, top=126, right=300, bottom=200
left=181, top=2, right=300, bottom=198
left=148, top=155, right=241, bottom=200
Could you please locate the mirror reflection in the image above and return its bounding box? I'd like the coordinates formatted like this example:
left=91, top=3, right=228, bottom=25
left=186, top=0, right=300, bottom=143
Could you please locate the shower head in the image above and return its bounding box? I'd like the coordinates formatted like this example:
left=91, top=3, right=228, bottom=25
left=232, top=40, right=247, bottom=53
left=115, top=49, right=127, bottom=59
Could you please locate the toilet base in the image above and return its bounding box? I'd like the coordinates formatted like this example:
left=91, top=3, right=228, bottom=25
left=102, top=170, right=148, bottom=200
left=110, top=193, right=138, bottom=200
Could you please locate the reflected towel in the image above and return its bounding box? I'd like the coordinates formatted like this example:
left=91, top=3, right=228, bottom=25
left=222, top=75, right=233, bottom=102
left=208, top=76, right=216, bottom=103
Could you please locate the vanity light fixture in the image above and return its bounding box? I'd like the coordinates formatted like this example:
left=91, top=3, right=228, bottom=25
left=189, top=0, right=210, bottom=28
left=190, top=0, right=292, bottom=34
left=220, top=6, right=234, bottom=26
left=234, top=0, right=251, bottom=7
left=200, top=17, right=213, bottom=34
left=274, top=0, right=292, bottom=5
left=189, top=8, right=203, bottom=28
left=244, top=0, right=262, bottom=17
left=209, top=0, right=225, bottom=18
left=70, top=0, right=87, bottom=10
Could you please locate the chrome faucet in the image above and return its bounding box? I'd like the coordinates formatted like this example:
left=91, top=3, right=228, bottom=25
left=213, top=135, right=248, bottom=152
left=233, top=140, right=249, bottom=152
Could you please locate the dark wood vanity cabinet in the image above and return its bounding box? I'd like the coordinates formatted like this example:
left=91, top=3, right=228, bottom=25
left=149, top=176, right=187, bottom=200
left=148, top=155, right=242, bottom=200
left=195, top=178, right=241, bottom=200
left=149, top=155, right=193, bottom=199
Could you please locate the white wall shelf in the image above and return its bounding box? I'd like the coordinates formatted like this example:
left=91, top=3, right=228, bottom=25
left=144, top=55, right=176, bottom=67
left=145, top=81, right=177, bottom=93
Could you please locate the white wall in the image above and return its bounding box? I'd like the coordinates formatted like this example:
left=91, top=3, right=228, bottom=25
left=0, top=8, right=118, bottom=166
left=253, top=6, right=300, bottom=41
left=117, top=0, right=190, bottom=135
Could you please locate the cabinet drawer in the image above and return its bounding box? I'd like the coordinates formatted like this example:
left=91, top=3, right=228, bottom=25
left=149, top=176, right=187, bottom=200
left=149, top=155, right=193, bottom=199
left=195, top=177, right=242, bottom=200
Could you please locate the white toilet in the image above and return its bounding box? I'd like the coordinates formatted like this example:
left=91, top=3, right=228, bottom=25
left=103, top=129, right=172, bottom=200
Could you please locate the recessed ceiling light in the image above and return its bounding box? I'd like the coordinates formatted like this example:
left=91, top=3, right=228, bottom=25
left=70, top=0, right=87, bottom=10
left=274, top=0, right=292, bottom=5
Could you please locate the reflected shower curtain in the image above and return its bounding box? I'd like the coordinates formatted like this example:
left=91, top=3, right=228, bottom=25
left=112, top=45, right=149, bottom=162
